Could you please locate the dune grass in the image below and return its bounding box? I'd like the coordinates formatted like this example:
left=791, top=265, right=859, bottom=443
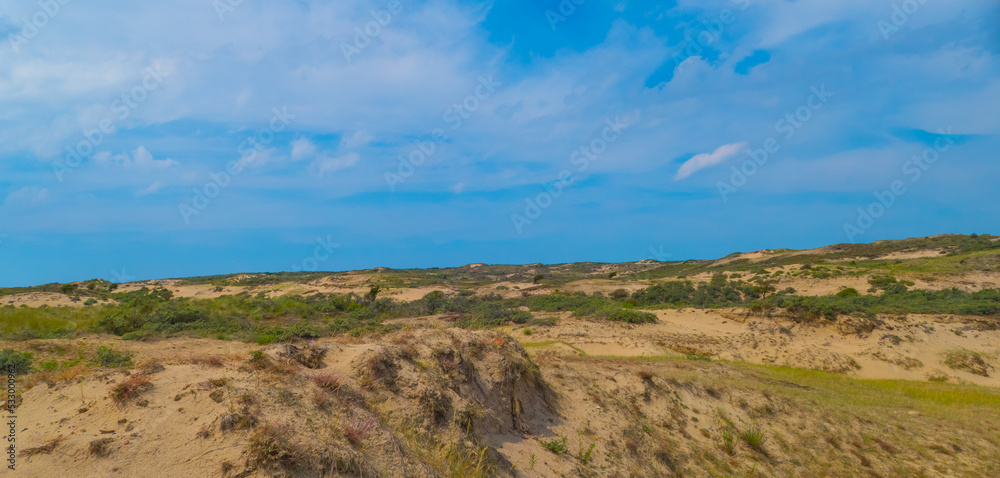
left=0, top=305, right=104, bottom=339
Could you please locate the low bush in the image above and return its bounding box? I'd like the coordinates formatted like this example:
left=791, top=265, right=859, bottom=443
left=91, top=346, right=134, bottom=368
left=0, top=349, right=33, bottom=374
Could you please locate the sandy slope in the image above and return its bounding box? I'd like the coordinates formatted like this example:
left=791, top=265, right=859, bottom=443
left=511, top=311, right=1000, bottom=387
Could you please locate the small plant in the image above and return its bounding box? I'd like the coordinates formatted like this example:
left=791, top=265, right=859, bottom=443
left=741, top=425, right=766, bottom=453
left=722, top=428, right=736, bottom=455
left=248, top=350, right=271, bottom=370
left=110, top=374, right=152, bottom=403
left=685, top=353, right=712, bottom=361
left=344, top=415, right=377, bottom=445
left=540, top=435, right=567, bottom=453
left=0, top=349, right=33, bottom=375
left=522, top=328, right=533, bottom=336
left=528, top=452, right=537, bottom=470
left=577, top=432, right=597, bottom=464
left=91, top=346, right=133, bottom=368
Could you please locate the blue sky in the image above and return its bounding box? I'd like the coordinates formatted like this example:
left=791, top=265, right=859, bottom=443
left=1, top=0, right=998, bottom=286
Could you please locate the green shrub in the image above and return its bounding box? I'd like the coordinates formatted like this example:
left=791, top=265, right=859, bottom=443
left=540, top=436, right=567, bottom=453
left=0, top=349, right=33, bottom=374
left=836, top=288, right=859, bottom=297
left=90, top=346, right=133, bottom=368
left=606, top=308, right=657, bottom=324
left=257, top=333, right=276, bottom=345
left=609, top=289, right=629, bottom=300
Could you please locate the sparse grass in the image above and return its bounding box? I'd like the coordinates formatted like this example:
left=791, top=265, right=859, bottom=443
left=21, top=435, right=65, bottom=457
left=0, top=305, right=103, bottom=340
left=741, top=362, right=1000, bottom=413
left=395, top=420, right=498, bottom=478
left=577, top=432, right=597, bottom=463
left=741, top=425, right=766, bottom=453
left=721, top=428, right=736, bottom=455
left=188, top=355, right=224, bottom=367
left=942, top=349, right=992, bottom=377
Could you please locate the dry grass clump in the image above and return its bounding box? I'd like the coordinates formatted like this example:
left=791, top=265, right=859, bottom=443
left=942, top=349, right=993, bottom=377
left=221, top=390, right=261, bottom=432
left=138, top=359, right=165, bottom=374
left=311, top=373, right=342, bottom=392
left=110, top=374, right=152, bottom=403
left=355, top=348, right=397, bottom=390
left=636, top=369, right=657, bottom=381
left=245, top=349, right=300, bottom=375
left=247, top=423, right=303, bottom=469
left=21, top=435, right=65, bottom=457
left=280, top=343, right=327, bottom=369
left=88, top=437, right=115, bottom=457
left=25, top=363, right=91, bottom=390
left=188, top=355, right=225, bottom=367
left=247, top=350, right=271, bottom=371
left=389, top=330, right=420, bottom=359
left=344, top=415, right=377, bottom=445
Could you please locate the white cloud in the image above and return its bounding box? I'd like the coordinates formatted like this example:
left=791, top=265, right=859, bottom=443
left=340, top=130, right=374, bottom=150
left=94, top=146, right=177, bottom=169
left=450, top=182, right=466, bottom=194
left=312, top=153, right=360, bottom=176
left=290, top=137, right=317, bottom=161
left=238, top=147, right=279, bottom=169
left=673, top=142, right=747, bottom=181
left=235, top=88, right=253, bottom=107
left=4, top=186, right=50, bottom=206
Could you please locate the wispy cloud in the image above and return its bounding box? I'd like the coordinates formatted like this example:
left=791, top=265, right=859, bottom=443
left=313, top=153, right=360, bottom=176
left=0, top=0, right=997, bottom=285
left=94, top=146, right=177, bottom=170
left=136, top=181, right=166, bottom=197
left=673, top=142, right=748, bottom=181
